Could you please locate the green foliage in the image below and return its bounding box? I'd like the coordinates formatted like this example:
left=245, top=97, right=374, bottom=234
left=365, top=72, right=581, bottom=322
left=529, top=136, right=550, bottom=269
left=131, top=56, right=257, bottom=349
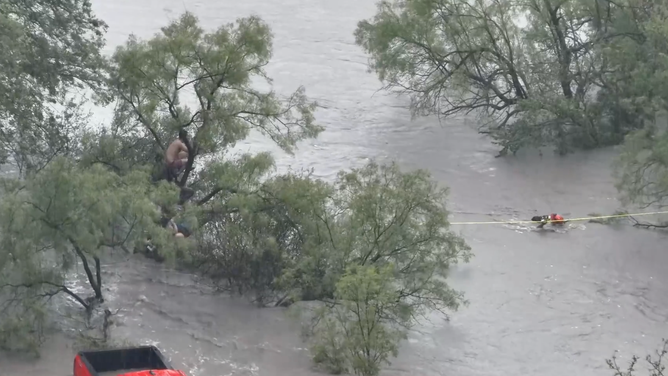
left=305, top=162, right=470, bottom=375
left=198, top=161, right=470, bottom=299
left=101, top=17, right=477, bottom=370
left=0, top=157, right=170, bottom=351
left=605, top=1, right=668, bottom=217
left=0, top=8, right=472, bottom=374
left=196, top=160, right=471, bottom=373
left=1, top=10, right=323, bottom=354
left=310, top=265, right=406, bottom=376
left=80, top=10, right=325, bottom=302
left=78, top=13, right=325, bottom=277
left=193, top=165, right=336, bottom=300
left=606, top=339, right=667, bottom=376
left=0, top=301, right=46, bottom=355
left=0, top=0, right=108, bottom=174
left=614, top=122, right=668, bottom=210
left=354, top=0, right=661, bottom=154
left=0, top=0, right=111, bottom=352
left=98, top=11, right=322, bottom=188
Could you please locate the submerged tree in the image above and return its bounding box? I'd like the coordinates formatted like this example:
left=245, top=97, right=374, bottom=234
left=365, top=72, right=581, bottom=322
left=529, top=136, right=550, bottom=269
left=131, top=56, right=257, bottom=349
left=0, top=0, right=114, bottom=354
left=610, top=0, right=668, bottom=218
left=0, top=9, right=472, bottom=371
left=0, top=158, right=175, bottom=352
left=309, top=264, right=406, bottom=376
left=354, top=0, right=655, bottom=155
left=606, top=339, right=667, bottom=376
left=0, top=0, right=108, bottom=174
left=75, top=11, right=324, bottom=263
left=0, top=9, right=324, bottom=354
left=194, top=161, right=472, bottom=375
left=614, top=127, right=668, bottom=210
left=303, top=162, right=470, bottom=376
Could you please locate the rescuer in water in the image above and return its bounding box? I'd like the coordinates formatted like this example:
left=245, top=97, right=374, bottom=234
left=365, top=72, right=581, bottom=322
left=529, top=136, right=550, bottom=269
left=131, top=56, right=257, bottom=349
left=531, top=213, right=566, bottom=229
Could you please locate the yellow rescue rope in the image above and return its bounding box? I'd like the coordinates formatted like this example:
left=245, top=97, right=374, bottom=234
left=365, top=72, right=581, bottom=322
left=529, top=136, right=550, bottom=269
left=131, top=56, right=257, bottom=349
left=449, top=210, right=668, bottom=225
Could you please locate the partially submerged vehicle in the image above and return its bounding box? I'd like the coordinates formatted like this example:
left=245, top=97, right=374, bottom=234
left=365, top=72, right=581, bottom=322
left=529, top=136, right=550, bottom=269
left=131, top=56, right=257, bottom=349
left=73, top=346, right=187, bottom=376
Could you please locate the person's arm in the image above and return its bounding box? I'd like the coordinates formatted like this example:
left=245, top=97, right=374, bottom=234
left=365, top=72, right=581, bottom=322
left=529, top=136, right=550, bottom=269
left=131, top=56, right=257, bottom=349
left=179, top=140, right=189, bottom=154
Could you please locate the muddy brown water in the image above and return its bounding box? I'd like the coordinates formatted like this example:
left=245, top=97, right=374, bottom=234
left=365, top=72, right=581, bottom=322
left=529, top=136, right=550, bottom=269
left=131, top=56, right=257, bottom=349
left=2, top=0, right=667, bottom=375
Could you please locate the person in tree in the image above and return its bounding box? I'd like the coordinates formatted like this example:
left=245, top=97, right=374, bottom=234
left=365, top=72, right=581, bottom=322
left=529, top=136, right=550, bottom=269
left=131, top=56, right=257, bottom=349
left=156, top=205, right=192, bottom=238
left=531, top=213, right=566, bottom=229
left=144, top=208, right=192, bottom=259
left=161, top=129, right=195, bottom=203
left=161, top=216, right=192, bottom=238
left=163, top=129, right=190, bottom=183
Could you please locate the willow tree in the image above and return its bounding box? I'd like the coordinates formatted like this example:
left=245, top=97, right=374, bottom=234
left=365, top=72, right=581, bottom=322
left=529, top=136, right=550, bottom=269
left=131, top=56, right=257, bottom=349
left=0, top=0, right=111, bottom=354
left=229, top=162, right=471, bottom=376
left=612, top=1, right=668, bottom=218
left=74, top=12, right=472, bottom=374
left=354, top=0, right=650, bottom=155
left=0, top=0, right=108, bottom=174
left=85, top=11, right=322, bottom=198
left=0, top=158, right=176, bottom=352
left=614, top=128, right=668, bottom=212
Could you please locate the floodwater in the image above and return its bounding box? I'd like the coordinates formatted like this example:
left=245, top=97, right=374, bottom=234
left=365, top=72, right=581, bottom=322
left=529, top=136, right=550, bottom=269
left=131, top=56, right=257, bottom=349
left=3, top=0, right=668, bottom=375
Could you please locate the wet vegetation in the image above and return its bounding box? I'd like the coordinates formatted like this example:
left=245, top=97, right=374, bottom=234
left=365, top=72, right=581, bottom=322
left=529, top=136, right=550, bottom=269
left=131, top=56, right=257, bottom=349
left=606, top=338, right=667, bottom=376
left=355, top=0, right=668, bottom=214
left=0, top=0, right=666, bottom=375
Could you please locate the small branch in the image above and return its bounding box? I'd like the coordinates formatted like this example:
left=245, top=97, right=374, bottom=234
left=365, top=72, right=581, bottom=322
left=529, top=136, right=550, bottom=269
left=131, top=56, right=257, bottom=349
left=117, top=90, right=165, bottom=151
left=629, top=216, right=668, bottom=229
left=0, top=281, right=90, bottom=310
left=606, top=338, right=667, bottom=376
left=197, top=186, right=239, bottom=206
left=182, top=110, right=201, bottom=128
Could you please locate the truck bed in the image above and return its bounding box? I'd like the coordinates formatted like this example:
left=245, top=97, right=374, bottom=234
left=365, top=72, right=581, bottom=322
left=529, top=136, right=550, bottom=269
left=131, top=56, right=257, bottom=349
left=75, top=346, right=172, bottom=376
left=98, top=368, right=151, bottom=376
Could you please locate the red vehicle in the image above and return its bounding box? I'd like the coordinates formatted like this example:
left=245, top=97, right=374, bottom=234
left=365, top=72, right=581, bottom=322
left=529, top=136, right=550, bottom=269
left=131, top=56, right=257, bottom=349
left=73, top=345, right=187, bottom=376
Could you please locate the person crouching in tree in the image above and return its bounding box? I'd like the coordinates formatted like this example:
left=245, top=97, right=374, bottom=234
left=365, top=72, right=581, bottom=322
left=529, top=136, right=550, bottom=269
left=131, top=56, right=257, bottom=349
left=143, top=205, right=193, bottom=262
left=161, top=216, right=192, bottom=238
left=162, top=129, right=195, bottom=203
left=164, top=129, right=190, bottom=183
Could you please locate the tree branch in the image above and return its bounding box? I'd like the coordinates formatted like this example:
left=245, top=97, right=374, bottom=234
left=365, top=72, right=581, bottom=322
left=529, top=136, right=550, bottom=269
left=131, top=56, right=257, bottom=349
left=628, top=216, right=668, bottom=229
left=0, top=281, right=89, bottom=310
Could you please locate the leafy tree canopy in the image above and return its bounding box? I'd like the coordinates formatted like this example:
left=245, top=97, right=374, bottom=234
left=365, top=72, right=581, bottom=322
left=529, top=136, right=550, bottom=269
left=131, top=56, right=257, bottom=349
left=0, top=0, right=108, bottom=174
left=0, top=157, right=177, bottom=352
left=195, top=161, right=472, bottom=375
left=92, top=12, right=322, bottom=186
left=354, top=0, right=664, bottom=155
left=611, top=3, right=668, bottom=215
left=0, top=7, right=474, bottom=375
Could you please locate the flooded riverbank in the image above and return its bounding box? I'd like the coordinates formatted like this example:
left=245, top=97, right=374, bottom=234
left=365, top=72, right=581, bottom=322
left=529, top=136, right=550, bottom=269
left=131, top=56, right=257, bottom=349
left=2, top=0, right=667, bottom=375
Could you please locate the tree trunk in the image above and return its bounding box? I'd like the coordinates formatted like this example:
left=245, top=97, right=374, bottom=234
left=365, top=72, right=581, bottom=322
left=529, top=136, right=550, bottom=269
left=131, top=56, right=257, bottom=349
left=94, top=256, right=103, bottom=300
left=72, top=244, right=103, bottom=301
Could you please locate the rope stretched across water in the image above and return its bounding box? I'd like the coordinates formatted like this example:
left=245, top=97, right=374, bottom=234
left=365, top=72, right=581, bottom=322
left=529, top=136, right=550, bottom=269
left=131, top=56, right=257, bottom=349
left=448, top=210, right=668, bottom=225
